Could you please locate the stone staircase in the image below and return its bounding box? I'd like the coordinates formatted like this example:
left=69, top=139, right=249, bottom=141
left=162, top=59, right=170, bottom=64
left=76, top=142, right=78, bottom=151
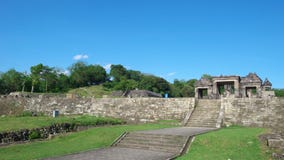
left=186, top=99, right=221, bottom=128
left=112, top=132, right=189, bottom=154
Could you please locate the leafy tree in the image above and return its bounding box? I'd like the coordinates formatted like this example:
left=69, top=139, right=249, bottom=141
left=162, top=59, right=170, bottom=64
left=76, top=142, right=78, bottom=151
left=30, top=64, right=58, bottom=93
left=0, top=69, right=25, bottom=94
left=69, top=62, right=107, bottom=87
left=69, top=62, right=88, bottom=87
left=127, top=70, right=142, bottom=81
left=110, top=64, right=127, bottom=82
left=0, top=74, right=5, bottom=94
left=274, top=89, right=284, bottom=97
left=113, top=78, right=139, bottom=91
left=185, top=79, right=197, bottom=97
left=169, top=79, right=197, bottom=97
left=202, top=74, right=213, bottom=80
left=86, top=65, right=107, bottom=85
left=55, top=73, right=70, bottom=92
left=30, top=64, right=44, bottom=93
left=139, top=75, right=170, bottom=94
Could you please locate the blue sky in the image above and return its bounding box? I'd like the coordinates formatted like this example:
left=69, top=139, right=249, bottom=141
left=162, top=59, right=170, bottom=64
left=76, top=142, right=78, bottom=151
left=0, top=0, right=283, bottom=88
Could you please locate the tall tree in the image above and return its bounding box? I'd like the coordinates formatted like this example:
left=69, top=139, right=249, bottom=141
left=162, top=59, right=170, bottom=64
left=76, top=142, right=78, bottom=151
left=86, top=65, right=107, bottom=85
left=169, top=79, right=197, bottom=97
left=69, top=62, right=88, bottom=87
left=139, top=75, right=170, bottom=94
left=30, top=64, right=43, bottom=93
left=30, top=64, right=58, bottom=93
left=69, top=62, right=107, bottom=87
left=127, top=70, right=142, bottom=81
left=55, top=73, right=70, bottom=92
left=1, top=69, right=25, bottom=94
left=110, top=64, right=127, bottom=82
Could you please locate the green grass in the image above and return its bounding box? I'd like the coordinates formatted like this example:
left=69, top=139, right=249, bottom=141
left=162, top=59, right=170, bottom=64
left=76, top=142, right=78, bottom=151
left=0, top=115, right=123, bottom=132
left=68, top=85, right=112, bottom=98
left=176, top=126, right=271, bottom=160
left=0, top=123, right=175, bottom=160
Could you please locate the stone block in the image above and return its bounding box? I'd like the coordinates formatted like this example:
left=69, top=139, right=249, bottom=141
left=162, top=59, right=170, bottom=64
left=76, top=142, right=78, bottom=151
left=268, top=138, right=284, bottom=148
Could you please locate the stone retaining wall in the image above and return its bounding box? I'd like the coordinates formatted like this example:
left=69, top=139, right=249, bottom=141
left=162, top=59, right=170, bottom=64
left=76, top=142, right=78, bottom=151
left=1, top=96, right=284, bottom=131
left=1, top=97, right=195, bottom=123
left=222, top=97, right=284, bottom=132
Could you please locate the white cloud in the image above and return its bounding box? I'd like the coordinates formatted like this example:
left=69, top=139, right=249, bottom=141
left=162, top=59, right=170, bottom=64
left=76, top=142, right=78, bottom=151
left=167, top=72, right=176, bottom=77
left=73, top=54, right=89, bottom=60
left=63, top=70, right=70, bottom=75
left=103, top=64, right=112, bottom=70
left=58, top=70, right=70, bottom=75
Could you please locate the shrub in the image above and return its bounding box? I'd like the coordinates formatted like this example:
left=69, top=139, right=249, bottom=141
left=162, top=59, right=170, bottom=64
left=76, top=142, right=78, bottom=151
left=20, top=111, right=33, bottom=117
left=29, top=130, right=41, bottom=140
left=274, top=89, right=284, bottom=97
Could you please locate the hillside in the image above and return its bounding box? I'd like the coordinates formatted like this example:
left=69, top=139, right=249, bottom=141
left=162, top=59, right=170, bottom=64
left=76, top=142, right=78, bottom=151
left=68, top=85, right=113, bottom=98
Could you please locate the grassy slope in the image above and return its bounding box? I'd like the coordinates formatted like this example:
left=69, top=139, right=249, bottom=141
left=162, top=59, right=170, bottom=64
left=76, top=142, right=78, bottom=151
left=68, top=85, right=112, bottom=98
left=0, top=115, right=123, bottom=132
left=0, top=123, right=175, bottom=160
left=177, top=126, right=271, bottom=160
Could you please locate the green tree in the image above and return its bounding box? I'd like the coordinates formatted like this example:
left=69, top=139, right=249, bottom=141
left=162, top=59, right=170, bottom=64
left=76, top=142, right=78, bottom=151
left=69, top=62, right=107, bottom=87
left=185, top=79, right=197, bottom=97
left=274, top=89, right=284, bottom=97
left=202, top=74, right=212, bottom=80
left=69, top=62, right=88, bottom=87
left=0, top=80, right=4, bottom=94
left=110, top=64, right=127, bottom=82
left=30, top=64, right=44, bottom=93
left=86, top=65, right=107, bottom=85
left=0, top=69, right=25, bottom=94
left=30, top=64, right=58, bottom=93
left=169, top=79, right=197, bottom=97
left=127, top=70, right=142, bottom=81
left=114, top=78, right=139, bottom=91
left=55, top=73, right=70, bottom=92
left=139, top=75, right=170, bottom=94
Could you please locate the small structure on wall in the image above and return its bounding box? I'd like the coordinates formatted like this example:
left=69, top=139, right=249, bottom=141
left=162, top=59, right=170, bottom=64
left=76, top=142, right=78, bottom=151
left=195, top=73, right=274, bottom=99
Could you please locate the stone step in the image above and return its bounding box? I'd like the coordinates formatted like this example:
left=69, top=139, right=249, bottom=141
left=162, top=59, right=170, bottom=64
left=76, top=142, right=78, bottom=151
left=187, top=123, right=216, bottom=128
left=114, top=132, right=187, bottom=153
left=194, top=107, right=220, bottom=109
left=190, top=112, right=219, bottom=115
left=185, top=99, right=221, bottom=128
left=122, top=136, right=186, bottom=144
left=191, top=113, right=219, bottom=118
left=189, top=116, right=218, bottom=120
left=126, top=133, right=185, bottom=140
left=116, top=143, right=181, bottom=153
left=118, top=139, right=184, bottom=148
left=190, top=115, right=218, bottom=118
left=194, top=109, right=219, bottom=113
left=188, top=120, right=217, bottom=123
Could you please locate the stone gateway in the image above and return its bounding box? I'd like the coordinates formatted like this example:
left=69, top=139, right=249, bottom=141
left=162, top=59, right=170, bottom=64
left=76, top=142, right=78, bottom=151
left=195, top=73, right=274, bottom=99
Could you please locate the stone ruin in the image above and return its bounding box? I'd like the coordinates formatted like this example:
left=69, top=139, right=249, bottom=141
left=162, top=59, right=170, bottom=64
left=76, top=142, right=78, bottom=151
left=195, top=73, right=274, bottom=99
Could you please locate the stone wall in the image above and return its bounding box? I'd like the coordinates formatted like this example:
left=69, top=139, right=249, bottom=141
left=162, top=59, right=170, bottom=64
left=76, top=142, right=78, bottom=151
left=1, top=96, right=284, bottom=131
left=10, top=97, right=195, bottom=123
left=222, top=97, right=284, bottom=132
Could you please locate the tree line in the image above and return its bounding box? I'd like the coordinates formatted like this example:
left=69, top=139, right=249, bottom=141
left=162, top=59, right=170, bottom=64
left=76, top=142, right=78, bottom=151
left=0, top=62, right=197, bottom=97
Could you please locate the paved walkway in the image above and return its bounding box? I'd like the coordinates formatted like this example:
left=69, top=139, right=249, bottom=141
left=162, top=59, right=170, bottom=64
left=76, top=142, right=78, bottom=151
left=44, top=147, right=174, bottom=160
left=43, top=127, right=216, bottom=160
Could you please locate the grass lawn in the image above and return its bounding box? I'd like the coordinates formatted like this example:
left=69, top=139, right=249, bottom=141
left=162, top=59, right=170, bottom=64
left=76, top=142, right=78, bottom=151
left=0, top=122, right=176, bottom=160
left=0, top=115, right=123, bottom=132
left=176, top=126, right=271, bottom=160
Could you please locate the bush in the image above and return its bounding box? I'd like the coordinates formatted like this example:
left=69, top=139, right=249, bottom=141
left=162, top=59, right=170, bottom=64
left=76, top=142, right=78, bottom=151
left=274, top=89, right=284, bottom=97
left=29, top=130, right=41, bottom=140
left=20, top=111, right=33, bottom=117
